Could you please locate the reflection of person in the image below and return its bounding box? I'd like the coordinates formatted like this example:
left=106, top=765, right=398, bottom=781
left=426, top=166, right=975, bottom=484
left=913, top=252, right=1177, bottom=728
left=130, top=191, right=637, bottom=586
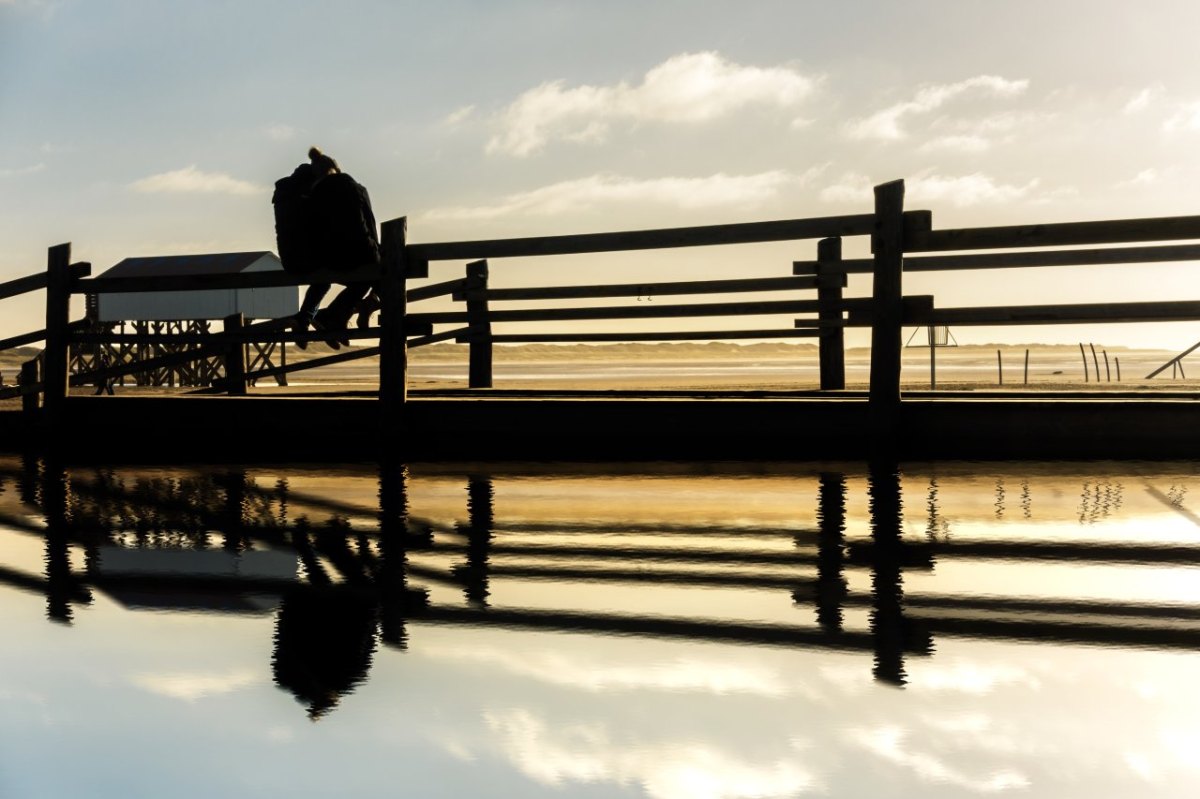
left=272, top=585, right=378, bottom=719
left=307, top=147, right=380, bottom=348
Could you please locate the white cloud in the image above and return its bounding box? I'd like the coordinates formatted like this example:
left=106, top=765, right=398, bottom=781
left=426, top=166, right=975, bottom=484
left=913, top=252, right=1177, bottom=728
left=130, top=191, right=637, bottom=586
left=423, top=169, right=808, bottom=220
left=485, top=709, right=816, bottom=799
left=443, top=105, right=476, bottom=127
left=920, top=135, right=991, bottom=153
left=1123, top=84, right=1165, bottom=115
left=850, top=725, right=1030, bottom=793
left=1163, top=101, right=1200, bottom=132
left=264, top=124, right=296, bottom=142
left=421, top=642, right=789, bottom=696
left=1119, top=168, right=1162, bottom=187
left=820, top=171, right=1040, bottom=208
left=130, top=165, right=265, bottom=196
left=0, top=162, right=46, bottom=178
left=846, top=75, right=1029, bottom=141
left=130, top=669, right=260, bottom=701
left=487, top=52, right=817, bottom=156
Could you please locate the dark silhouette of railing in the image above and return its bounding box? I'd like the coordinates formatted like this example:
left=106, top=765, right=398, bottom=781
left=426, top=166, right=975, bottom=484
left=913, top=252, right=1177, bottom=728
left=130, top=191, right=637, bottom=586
left=6, top=179, right=1200, bottom=456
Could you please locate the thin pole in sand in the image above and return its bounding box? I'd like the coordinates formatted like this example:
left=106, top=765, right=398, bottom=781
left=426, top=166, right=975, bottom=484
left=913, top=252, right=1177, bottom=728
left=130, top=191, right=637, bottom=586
left=1024, top=349, right=1029, bottom=385
left=997, top=349, right=1003, bottom=386
left=1115, top=357, right=1121, bottom=382
left=1103, top=350, right=1111, bottom=382
left=1079, top=343, right=1090, bottom=383
left=1089, top=343, right=1101, bottom=383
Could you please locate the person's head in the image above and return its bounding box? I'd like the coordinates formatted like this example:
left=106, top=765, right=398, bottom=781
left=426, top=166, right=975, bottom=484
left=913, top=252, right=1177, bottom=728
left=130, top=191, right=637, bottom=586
left=308, top=146, right=340, bottom=178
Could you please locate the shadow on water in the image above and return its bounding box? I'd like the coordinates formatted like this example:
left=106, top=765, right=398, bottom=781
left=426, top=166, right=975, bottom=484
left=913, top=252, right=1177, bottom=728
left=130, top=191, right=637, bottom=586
left=2, top=456, right=1200, bottom=717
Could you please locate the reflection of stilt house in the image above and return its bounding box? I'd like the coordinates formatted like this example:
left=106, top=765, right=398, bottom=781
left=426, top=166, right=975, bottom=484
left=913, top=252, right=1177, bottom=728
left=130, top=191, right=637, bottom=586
left=74, top=252, right=298, bottom=387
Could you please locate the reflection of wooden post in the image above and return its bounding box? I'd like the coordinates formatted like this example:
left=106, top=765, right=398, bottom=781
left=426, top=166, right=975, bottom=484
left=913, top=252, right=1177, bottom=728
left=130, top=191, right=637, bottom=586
left=815, top=238, right=846, bottom=390
left=42, top=459, right=73, bottom=624
left=378, top=460, right=411, bottom=648
left=42, top=244, right=73, bottom=424
left=460, top=476, right=494, bottom=608
left=465, top=260, right=493, bottom=389
left=869, top=181, right=905, bottom=445
left=222, top=313, right=247, bottom=395
left=379, top=218, right=409, bottom=432
left=814, top=472, right=847, bottom=634
left=867, top=461, right=906, bottom=686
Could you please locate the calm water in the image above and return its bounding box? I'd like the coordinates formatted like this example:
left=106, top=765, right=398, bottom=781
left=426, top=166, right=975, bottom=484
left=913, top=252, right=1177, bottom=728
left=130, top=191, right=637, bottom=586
left=1, top=458, right=1198, bottom=798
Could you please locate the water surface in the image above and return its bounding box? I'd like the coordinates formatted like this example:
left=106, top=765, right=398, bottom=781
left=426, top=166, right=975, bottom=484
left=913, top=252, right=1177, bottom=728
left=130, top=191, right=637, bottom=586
left=1, top=458, right=1198, bottom=798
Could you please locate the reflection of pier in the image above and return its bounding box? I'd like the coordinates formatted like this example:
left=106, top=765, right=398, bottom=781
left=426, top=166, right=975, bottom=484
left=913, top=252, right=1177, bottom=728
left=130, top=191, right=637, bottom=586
left=1, top=461, right=1199, bottom=715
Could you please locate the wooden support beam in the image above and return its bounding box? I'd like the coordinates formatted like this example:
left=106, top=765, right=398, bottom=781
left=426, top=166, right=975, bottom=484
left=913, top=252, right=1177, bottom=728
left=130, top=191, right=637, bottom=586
left=816, top=237, right=846, bottom=390
left=76, top=262, right=382, bottom=294
left=408, top=277, right=466, bottom=303
left=379, top=217, right=409, bottom=426
left=20, top=360, right=39, bottom=414
left=0, top=262, right=90, bottom=301
left=475, top=329, right=823, bottom=343
left=796, top=243, right=1200, bottom=275
left=411, top=297, right=873, bottom=325
left=907, top=214, right=1200, bottom=252
left=869, top=181, right=905, bottom=442
left=465, top=260, right=492, bottom=389
left=221, top=313, right=247, bottom=395
left=922, top=300, right=1200, bottom=326
left=41, top=244, right=74, bottom=422
left=479, top=275, right=821, bottom=302
left=409, top=214, right=879, bottom=261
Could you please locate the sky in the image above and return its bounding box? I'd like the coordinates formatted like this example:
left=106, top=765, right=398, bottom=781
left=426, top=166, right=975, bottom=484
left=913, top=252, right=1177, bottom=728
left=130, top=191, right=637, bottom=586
left=3, top=0, right=1200, bottom=348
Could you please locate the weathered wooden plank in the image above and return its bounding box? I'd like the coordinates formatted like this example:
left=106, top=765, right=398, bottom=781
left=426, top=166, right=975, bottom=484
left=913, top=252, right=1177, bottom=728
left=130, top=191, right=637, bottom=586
left=465, top=260, right=492, bottom=389
left=41, top=245, right=74, bottom=417
left=246, top=346, right=381, bottom=382
left=409, top=214, right=878, bottom=261
left=221, top=313, right=247, bottom=395
left=410, top=297, right=874, bottom=325
left=408, top=277, right=466, bottom=303
left=816, top=237, right=846, bottom=390
left=907, top=215, right=1200, bottom=252
left=379, top=217, right=409, bottom=415
left=475, top=329, right=823, bottom=343
left=921, top=300, right=1200, bottom=325
left=869, top=180, right=905, bottom=429
left=0, top=262, right=91, bottom=301
left=480, top=275, right=821, bottom=302
left=409, top=326, right=471, bottom=349
left=796, top=243, right=1200, bottom=274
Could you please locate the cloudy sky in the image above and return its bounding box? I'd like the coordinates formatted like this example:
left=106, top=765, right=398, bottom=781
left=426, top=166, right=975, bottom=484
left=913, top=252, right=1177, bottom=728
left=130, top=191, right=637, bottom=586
left=3, top=0, right=1200, bottom=347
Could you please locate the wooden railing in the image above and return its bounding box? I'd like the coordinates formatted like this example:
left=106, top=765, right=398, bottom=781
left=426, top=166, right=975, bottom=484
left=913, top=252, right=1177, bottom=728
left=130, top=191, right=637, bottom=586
left=6, top=177, right=1200, bottom=447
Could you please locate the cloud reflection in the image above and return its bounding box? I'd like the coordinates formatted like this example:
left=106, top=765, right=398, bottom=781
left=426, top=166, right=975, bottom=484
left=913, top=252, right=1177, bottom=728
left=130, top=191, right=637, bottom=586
left=483, top=708, right=816, bottom=799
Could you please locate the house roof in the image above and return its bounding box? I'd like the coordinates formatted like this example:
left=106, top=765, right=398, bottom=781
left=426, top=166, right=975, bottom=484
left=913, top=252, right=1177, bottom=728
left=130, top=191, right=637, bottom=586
left=98, top=251, right=281, bottom=278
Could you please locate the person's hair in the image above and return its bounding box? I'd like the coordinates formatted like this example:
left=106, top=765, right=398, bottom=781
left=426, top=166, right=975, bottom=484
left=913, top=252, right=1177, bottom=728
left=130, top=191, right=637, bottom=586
left=308, top=146, right=341, bottom=175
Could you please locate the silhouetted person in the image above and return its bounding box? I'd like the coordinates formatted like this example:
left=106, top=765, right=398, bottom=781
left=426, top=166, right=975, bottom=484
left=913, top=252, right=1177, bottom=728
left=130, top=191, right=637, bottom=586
left=272, top=585, right=378, bottom=719
left=307, top=147, right=380, bottom=348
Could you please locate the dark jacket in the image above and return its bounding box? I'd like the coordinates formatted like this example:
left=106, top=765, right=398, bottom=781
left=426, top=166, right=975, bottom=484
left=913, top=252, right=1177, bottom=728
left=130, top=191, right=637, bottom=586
left=309, top=172, right=380, bottom=272
left=271, top=164, right=319, bottom=275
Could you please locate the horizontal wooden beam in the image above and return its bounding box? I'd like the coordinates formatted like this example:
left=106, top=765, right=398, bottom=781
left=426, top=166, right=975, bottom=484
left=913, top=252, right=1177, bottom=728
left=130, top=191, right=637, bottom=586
left=0, top=262, right=91, bottom=301
left=411, top=297, right=874, bottom=325
left=408, top=326, right=470, bottom=348
left=408, top=277, right=466, bottom=303
left=70, top=321, right=433, bottom=346
left=409, top=214, right=878, bottom=261
left=1, top=318, right=92, bottom=352
left=246, top=346, right=381, bottom=382
left=479, top=275, right=821, bottom=302
left=472, top=329, right=824, bottom=343
left=906, top=215, right=1200, bottom=253
left=916, top=300, right=1200, bottom=326
left=795, top=243, right=1200, bottom=275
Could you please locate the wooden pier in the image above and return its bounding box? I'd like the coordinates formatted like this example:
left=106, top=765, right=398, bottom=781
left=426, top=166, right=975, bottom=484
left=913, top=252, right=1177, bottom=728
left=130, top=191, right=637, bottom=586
left=5, top=178, right=1200, bottom=461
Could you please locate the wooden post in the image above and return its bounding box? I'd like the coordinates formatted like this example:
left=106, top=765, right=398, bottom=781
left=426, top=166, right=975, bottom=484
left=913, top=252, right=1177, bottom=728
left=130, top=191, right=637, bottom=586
left=20, top=360, right=39, bottom=414
left=815, top=237, right=846, bottom=390
left=1103, top=350, right=1111, bottom=382
left=379, top=218, right=409, bottom=432
left=1089, top=343, right=1101, bottom=382
left=1024, top=349, right=1030, bottom=385
left=929, top=327, right=936, bottom=391
left=41, top=244, right=73, bottom=423
left=997, top=349, right=1003, bottom=386
left=1079, top=343, right=1089, bottom=383
left=1115, top=357, right=1121, bottom=382
left=869, top=180, right=905, bottom=443
left=465, top=260, right=493, bottom=389
left=222, top=313, right=247, bottom=395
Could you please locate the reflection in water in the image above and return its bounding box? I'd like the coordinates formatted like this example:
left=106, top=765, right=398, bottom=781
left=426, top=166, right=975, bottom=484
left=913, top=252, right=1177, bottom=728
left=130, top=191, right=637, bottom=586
left=3, top=457, right=1200, bottom=795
